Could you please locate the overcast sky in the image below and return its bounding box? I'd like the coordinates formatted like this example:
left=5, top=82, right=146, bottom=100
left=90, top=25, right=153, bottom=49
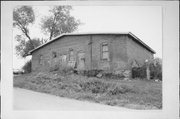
left=13, top=6, right=162, bottom=70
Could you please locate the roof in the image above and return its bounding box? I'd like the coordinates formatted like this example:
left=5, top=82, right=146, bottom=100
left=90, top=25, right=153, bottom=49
left=28, top=32, right=155, bottom=55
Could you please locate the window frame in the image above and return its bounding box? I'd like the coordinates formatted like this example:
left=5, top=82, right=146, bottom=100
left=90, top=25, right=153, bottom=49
left=69, top=49, right=74, bottom=61
left=39, top=55, right=43, bottom=65
left=101, top=42, right=109, bottom=61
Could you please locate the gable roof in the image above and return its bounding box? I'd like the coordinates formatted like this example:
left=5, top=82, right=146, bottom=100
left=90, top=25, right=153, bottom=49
left=28, top=32, right=155, bottom=55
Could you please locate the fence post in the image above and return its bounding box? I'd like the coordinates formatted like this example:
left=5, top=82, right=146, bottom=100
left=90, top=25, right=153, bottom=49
left=145, top=59, right=150, bottom=80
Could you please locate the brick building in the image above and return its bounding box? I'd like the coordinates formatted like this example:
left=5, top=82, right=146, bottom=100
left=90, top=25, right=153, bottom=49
left=29, top=32, right=155, bottom=76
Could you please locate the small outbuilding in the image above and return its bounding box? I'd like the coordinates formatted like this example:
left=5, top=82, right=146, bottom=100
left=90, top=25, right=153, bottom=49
left=29, top=32, right=155, bottom=77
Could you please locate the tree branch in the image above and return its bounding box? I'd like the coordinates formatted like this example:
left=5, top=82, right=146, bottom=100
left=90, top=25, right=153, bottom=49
left=16, top=20, right=35, bottom=49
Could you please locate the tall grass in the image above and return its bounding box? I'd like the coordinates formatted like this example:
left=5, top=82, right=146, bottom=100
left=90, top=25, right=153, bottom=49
left=13, top=71, right=162, bottom=109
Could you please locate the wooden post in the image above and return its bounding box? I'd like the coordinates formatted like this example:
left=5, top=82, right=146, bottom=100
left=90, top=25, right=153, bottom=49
left=145, top=59, right=150, bottom=80
left=89, top=35, right=93, bottom=70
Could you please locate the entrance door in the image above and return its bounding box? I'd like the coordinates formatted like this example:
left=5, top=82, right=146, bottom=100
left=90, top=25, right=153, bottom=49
left=77, top=52, right=85, bottom=70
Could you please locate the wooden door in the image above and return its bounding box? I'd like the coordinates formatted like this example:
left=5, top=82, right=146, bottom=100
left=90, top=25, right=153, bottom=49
left=77, top=52, right=85, bottom=70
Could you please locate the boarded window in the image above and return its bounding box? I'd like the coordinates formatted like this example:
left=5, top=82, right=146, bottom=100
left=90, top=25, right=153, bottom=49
left=101, top=43, right=109, bottom=61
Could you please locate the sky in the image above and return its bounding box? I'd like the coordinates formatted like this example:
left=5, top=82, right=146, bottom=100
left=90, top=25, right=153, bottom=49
left=13, top=6, right=162, bottom=70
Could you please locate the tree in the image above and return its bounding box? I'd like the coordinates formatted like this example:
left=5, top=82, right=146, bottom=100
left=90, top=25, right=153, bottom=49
left=41, top=6, right=81, bottom=40
left=15, top=35, right=43, bottom=58
left=22, top=60, right=32, bottom=73
left=13, top=6, right=35, bottom=48
left=149, top=57, right=162, bottom=80
left=132, top=57, right=162, bottom=80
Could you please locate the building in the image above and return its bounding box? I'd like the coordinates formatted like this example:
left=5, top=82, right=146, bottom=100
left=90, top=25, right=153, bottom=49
left=29, top=32, right=155, bottom=77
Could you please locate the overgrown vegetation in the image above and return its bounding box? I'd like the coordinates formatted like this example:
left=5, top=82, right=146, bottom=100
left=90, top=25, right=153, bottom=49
left=14, top=71, right=162, bottom=109
left=22, top=60, right=31, bottom=73
left=149, top=60, right=162, bottom=80
left=82, top=70, right=125, bottom=79
left=132, top=58, right=162, bottom=80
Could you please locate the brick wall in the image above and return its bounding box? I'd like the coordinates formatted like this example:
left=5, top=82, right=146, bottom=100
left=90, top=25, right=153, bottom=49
left=31, top=34, right=154, bottom=74
left=126, top=35, right=154, bottom=67
left=32, top=35, right=90, bottom=71
left=91, top=35, right=114, bottom=71
left=111, top=35, right=128, bottom=72
left=90, top=35, right=128, bottom=72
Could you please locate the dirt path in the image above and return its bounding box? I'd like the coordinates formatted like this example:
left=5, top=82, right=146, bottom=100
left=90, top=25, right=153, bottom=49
left=14, top=88, right=131, bottom=111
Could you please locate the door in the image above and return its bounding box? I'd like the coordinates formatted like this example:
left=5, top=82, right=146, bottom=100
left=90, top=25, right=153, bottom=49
left=77, top=52, right=85, bottom=70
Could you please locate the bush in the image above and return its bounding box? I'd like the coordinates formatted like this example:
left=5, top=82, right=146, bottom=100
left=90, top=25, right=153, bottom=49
left=132, top=65, right=146, bottom=79
left=83, top=70, right=103, bottom=77
left=59, top=67, right=74, bottom=75
left=132, top=58, right=162, bottom=80
left=102, top=73, right=125, bottom=79
left=149, top=61, right=162, bottom=80
left=82, top=70, right=124, bottom=79
left=22, top=60, right=31, bottom=73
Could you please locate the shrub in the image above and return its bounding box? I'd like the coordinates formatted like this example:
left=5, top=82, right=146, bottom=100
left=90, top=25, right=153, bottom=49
left=132, top=58, right=162, bottom=80
left=149, top=59, right=162, bottom=80
left=83, top=70, right=103, bottom=77
left=82, top=70, right=124, bottom=79
left=132, top=65, right=146, bottom=79
left=59, top=67, right=74, bottom=75
left=22, top=60, right=31, bottom=73
left=102, top=73, right=125, bottom=79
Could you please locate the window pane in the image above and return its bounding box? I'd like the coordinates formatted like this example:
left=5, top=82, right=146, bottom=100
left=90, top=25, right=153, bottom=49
left=102, top=52, right=109, bottom=60
left=102, top=45, right=108, bottom=51
left=69, top=51, right=74, bottom=61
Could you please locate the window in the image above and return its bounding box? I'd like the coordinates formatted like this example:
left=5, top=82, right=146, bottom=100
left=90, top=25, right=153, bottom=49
left=39, top=55, right=43, bottom=65
left=69, top=49, right=74, bottom=61
left=52, top=51, right=57, bottom=58
left=101, top=43, right=109, bottom=61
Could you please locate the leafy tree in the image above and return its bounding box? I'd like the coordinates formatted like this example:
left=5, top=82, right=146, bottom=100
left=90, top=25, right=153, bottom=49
left=13, top=6, right=35, bottom=48
left=22, top=60, right=32, bottom=73
left=132, top=57, right=162, bottom=80
left=15, top=35, right=44, bottom=58
left=149, top=57, right=162, bottom=80
left=41, top=6, right=81, bottom=40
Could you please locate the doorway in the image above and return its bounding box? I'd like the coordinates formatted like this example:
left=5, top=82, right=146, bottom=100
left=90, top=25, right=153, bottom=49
left=77, top=52, right=85, bottom=70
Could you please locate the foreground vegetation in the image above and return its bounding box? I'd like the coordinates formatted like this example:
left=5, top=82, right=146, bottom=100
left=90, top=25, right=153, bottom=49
left=14, top=71, right=162, bottom=110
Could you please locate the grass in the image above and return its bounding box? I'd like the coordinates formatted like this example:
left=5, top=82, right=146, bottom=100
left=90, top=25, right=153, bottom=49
left=13, top=71, right=162, bottom=109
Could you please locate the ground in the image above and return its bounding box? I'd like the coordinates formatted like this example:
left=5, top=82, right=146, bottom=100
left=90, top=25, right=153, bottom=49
left=14, top=87, right=131, bottom=110
left=13, top=71, right=162, bottom=110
